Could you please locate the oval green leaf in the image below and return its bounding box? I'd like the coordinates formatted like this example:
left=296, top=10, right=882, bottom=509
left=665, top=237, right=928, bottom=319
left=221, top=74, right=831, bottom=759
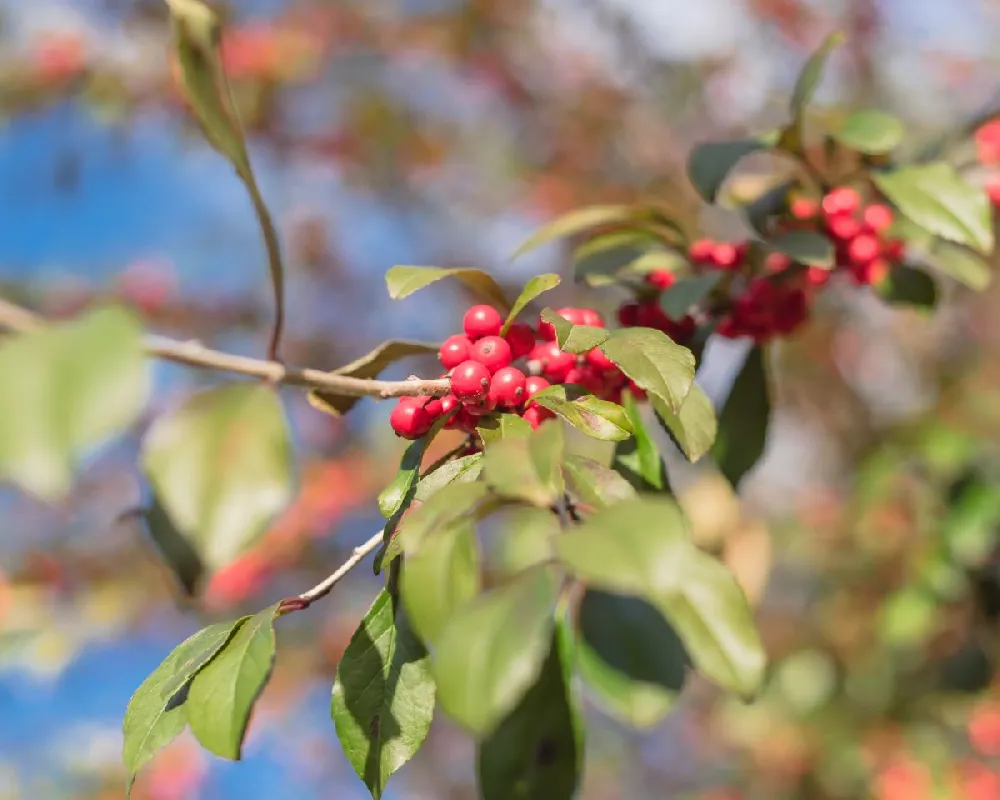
left=612, top=391, right=667, bottom=491
left=876, top=265, right=939, bottom=309
left=483, top=422, right=565, bottom=507
left=932, top=242, right=992, bottom=291
left=651, top=383, right=717, bottom=463
left=530, top=385, right=632, bottom=442
left=660, top=273, right=723, bottom=321
left=832, top=109, right=905, bottom=154
left=767, top=230, right=835, bottom=268
left=563, top=456, right=637, bottom=510
left=687, top=138, right=771, bottom=203
left=599, top=327, right=696, bottom=414
left=501, top=274, right=561, bottom=335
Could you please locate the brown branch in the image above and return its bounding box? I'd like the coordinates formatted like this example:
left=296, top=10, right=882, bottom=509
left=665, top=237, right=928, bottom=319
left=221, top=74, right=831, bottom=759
left=277, top=528, right=384, bottom=614
left=0, top=297, right=450, bottom=400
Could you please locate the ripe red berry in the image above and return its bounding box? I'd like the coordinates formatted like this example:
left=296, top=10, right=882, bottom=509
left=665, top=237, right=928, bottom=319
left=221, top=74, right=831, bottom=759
left=689, top=238, right=715, bottom=264
left=450, top=360, right=491, bottom=401
left=862, top=203, right=894, bottom=233
left=826, top=214, right=862, bottom=241
left=439, top=334, right=472, bottom=369
left=848, top=233, right=881, bottom=264
left=821, top=186, right=861, bottom=218
left=617, top=302, right=640, bottom=327
left=565, top=366, right=606, bottom=395
left=390, top=400, right=432, bottom=439
left=488, top=367, right=527, bottom=408
left=645, top=270, right=675, bottom=290
left=463, top=304, right=503, bottom=340
left=987, top=176, right=1000, bottom=207
left=529, top=341, right=575, bottom=383
left=470, top=335, right=512, bottom=373
left=710, top=243, right=740, bottom=269
left=790, top=196, right=818, bottom=220
left=805, top=266, right=831, bottom=287
left=765, top=252, right=792, bottom=273
left=625, top=380, right=647, bottom=400
left=423, top=397, right=444, bottom=418
left=579, top=308, right=605, bottom=328
left=504, top=323, right=536, bottom=360
left=445, top=405, right=477, bottom=432
left=439, top=393, right=460, bottom=418
left=523, top=375, right=551, bottom=405
left=585, top=346, right=616, bottom=373
left=635, top=300, right=669, bottom=330
left=522, top=405, right=555, bottom=430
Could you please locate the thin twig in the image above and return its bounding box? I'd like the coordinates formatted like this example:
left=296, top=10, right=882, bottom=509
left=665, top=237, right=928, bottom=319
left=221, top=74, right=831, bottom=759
left=0, top=297, right=450, bottom=400
left=277, top=529, right=384, bottom=614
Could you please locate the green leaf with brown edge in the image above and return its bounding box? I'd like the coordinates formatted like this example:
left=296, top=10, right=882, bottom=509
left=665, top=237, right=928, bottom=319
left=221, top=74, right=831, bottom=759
left=873, top=163, right=993, bottom=254
left=612, top=391, right=667, bottom=491
left=141, top=384, right=293, bottom=571
left=186, top=604, right=279, bottom=760
left=331, top=590, right=435, bottom=800
left=385, top=266, right=509, bottom=311
left=659, top=273, right=723, bottom=321
left=123, top=618, right=246, bottom=795
left=401, top=519, right=481, bottom=644
left=477, top=627, right=582, bottom=800
left=778, top=31, right=844, bottom=152
left=478, top=413, right=534, bottom=447
left=931, top=242, right=992, bottom=291
left=832, top=109, right=905, bottom=155
left=530, top=385, right=632, bottom=442
left=687, top=138, right=772, bottom=203
left=539, top=308, right=609, bottom=354
left=876, top=265, right=939, bottom=309
left=651, top=383, right=717, bottom=463
left=0, top=305, right=148, bottom=502
left=563, top=456, right=637, bottom=510
left=711, top=346, right=770, bottom=489
left=554, top=498, right=765, bottom=698
left=501, top=274, right=561, bottom=335
left=484, top=422, right=565, bottom=507
left=512, top=205, right=639, bottom=260
left=308, top=340, right=442, bottom=417
left=600, top=327, right=696, bottom=414
left=576, top=589, right=688, bottom=729
left=767, top=230, right=835, bottom=268
left=432, top=568, right=560, bottom=735
left=488, top=507, right=559, bottom=580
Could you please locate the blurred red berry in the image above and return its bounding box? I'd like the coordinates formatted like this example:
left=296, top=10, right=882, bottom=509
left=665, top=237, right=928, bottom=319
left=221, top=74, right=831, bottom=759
left=969, top=703, right=1000, bottom=756
left=862, top=203, right=894, bottom=233
left=439, top=334, right=472, bottom=369
left=975, top=120, right=1000, bottom=165
left=585, top=346, right=616, bottom=373
left=523, top=375, right=551, bottom=405
left=848, top=233, right=881, bottom=264
left=533, top=341, right=575, bottom=383
left=986, top=176, right=1000, bottom=207
left=765, top=252, right=792, bottom=273
left=710, top=243, right=740, bottom=269
left=689, top=238, right=715, bottom=264
left=522, top=405, right=555, bottom=430
left=580, top=308, right=605, bottom=327
left=617, top=302, right=640, bottom=327
left=463, top=304, right=503, bottom=339
left=790, top=196, right=818, bottom=220
left=470, top=335, right=512, bottom=373
left=645, top=270, right=676, bottom=290
left=565, top=366, right=606, bottom=395
left=821, top=186, right=861, bottom=218
left=826, top=214, right=862, bottom=241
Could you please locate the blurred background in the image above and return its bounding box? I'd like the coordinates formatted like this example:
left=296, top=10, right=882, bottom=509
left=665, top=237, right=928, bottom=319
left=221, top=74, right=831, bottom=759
left=3, top=0, right=1000, bottom=797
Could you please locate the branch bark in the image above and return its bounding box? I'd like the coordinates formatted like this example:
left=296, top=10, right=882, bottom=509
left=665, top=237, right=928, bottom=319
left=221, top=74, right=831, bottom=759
left=277, top=529, right=384, bottom=614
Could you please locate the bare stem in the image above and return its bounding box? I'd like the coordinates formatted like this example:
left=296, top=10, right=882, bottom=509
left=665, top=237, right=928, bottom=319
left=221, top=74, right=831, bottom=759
left=277, top=529, right=384, bottom=614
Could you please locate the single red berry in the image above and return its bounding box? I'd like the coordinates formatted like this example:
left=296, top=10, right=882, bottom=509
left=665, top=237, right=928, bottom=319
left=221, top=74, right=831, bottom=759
left=504, top=323, right=536, bottom=360
left=532, top=341, right=575, bottom=383
left=470, top=335, right=512, bottom=373
left=862, top=203, right=894, bottom=233
left=423, top=397, right=444, bottom=418
left=579, top=308, right=605, bottom=327
left=488, top=367, right=527, bottom=408
left=805, top=266, right=831, bottom=287
left=635, top=300, right=669, bottom=331
left=689, top=238, right=715, bottom=264
left=439, top=334, right=472, bottom=370
left=463, top=304, right=503, bottom=340
left=523, top=375, right=551, bottom=405
left=439, top=393, right=460, bottom=418
left=848, top=233, right=881, bottom=264
left=565, top=366, right=606, bottom=395
left=826, top=214, right=862, bottom=241
left=585, top=346, right=616, bottom=373
left=617, top=302, right=640, bottom=327
left=855, top=258, right=890, bottom=286
left=975, top=120, right=1000, bottom=165
left=645, top=270, right=676, bottom=290
left=450, top=360, right=491, bottom=401
left=390, top=400, right=432, bottom=439
left=522, top=405, right=555, bottom=430
left=790, top=196, right=818, bottom=220
left=765, top=252, right=792, bottom=273
left=821, top=186, right=861, bottom=218
left=710, top=243, right=740, bottom=269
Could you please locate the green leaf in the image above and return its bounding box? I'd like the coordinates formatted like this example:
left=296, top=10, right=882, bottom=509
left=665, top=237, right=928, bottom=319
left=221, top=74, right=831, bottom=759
left=512, top=205, right=638, bottom=260
left=143, top=495, right=206, bottom=597
left=873, top=163, right=993, bottom=254
left=530, top=385, right=632, bottom=442
left=402, top=520, right=481, bottom=644
left=484, top=422, right=565, bottom=507
left=385, top=266, right=509, bottom=311
left=433, top=568, right=559, bottom=735
left=331, top=590, right=435, bottom=800
left=745, top=179, right=796, bottom=235
left=555, top=498, right=765, bottom=698
left=877, top=265, right=939, bottom=309
left=573, top=231, right=660, bottom=286
left=488, top=507, right=558, bottom=580
left=660, top=273, right=723, bottom=321
left=600, top=327, right=696, bottom=413
left=478, top=413, right=534, bottom=447
left=414, top=453, right=484, bottom=501
left=687, top=139, right=771, bottom=203
left=379, top=434, right=433, bottom=519
left=712, top=346, right=770, bottom=489
left=308, top=341, right=441, bottom=417
left=141, top=384, right=293, bottom=571
left=651, top=384, right=718, bottom=463
left=563, top=456, right=637, bottom=510
left=612, top=392, right=667, bottom=491
left=539, top=308, right=609, bottom=354
left=186, top=604, right=279, bottom=760
left=577, top=590, right=687, bottom=728
left=123, top=619, right=245, bottom=792
left=0, top=306, right=147, bottom=501
left=767, top=230, right=835, bottom=268
left=477, top=630, right=582, bottom=799
left=832, top=109, right=905, bottom=155
left=388, top=481, right=490, bottom=564
left=931, top=243, right=992, bottom=291
left=501, top=274, right=561, bottom=335
left=790, top=31, right=844, bottom=117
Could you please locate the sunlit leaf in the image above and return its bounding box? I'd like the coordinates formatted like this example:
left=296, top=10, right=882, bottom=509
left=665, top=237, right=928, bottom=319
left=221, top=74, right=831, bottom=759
left=478, top=413, right=534, bottom=447
left=832, top=109, right=905, bottom=154
left=501, top=274, right=561, bottom=335
left=651, top=384, right=717, bottom=463
left=687, top=139, right=772, bottom=203
left=932, top=242, right=992, bottom=291
left=539, top=308, right=609, bottom=354
left=563, top=456, right=637, bottom=510
left=414, top=453, right=484, bottom=501
left=512, top=205, right=639, bottom=260
left=386, top=266, right=509, bottom=311
left=600, top=327, right=696, bottom=413
left=612, top=392, right=667, bottom=491
left=483, top=422, right=565, bottom=507
left=530, top=385, right=632, bottom=442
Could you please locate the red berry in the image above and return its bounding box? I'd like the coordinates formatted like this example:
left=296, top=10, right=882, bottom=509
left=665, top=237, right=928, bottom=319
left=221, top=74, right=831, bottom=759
left=862, top=203, right=894, bottom=233
left=689, top=238, right=715, bottom=264
left=848, top=233, right=881, bottom=264
left=765, top=252, right=792, bottom=273
left=445, top=405, right=477, bottom=432
left=625, top=380, right=647, bottom=400
left=645, top=270, right=675, bottom=290
left=826, top=214, right=862, bottom=241
left=883, top=238, right=905, bottom=262
left=450, top=360, right=491, bottom=401
left=470, top=335, right=512, bottom=373
left=579, top=308, right=605, bottom=327
left=530, top=341, right=575, bottom=383
left=805, top=266, right=831, bottom=287
left=617, top=302, right=640, bottom=327
left=390, top=400, right=432, bottom=439
left=635, top=300, right=669, bottom=330
left=439, top=393, right=460, bottom=418
left=539, top=307, right=586, bottom=340
left=523, top=376, right=551, bottom=405
left=987, top=176, right=1000, bottom=207
left=821, top=186, right=861, bottom=218
left=585, top=347, right=616, bottom=372
left=565, top=366, right=606, bottom=395
left=504, top=323, right=536, bottom=360
left=975, top=120, right=1000, bottom=165
left=488, top=367, right=527, bottom=408
left=439, top=334, right=472, bottom=369
left=789, top=197, right=818, bottom=220
left=423, top=397, right=444, bottom=418
left=710, top=243, right=740, bottom=269
left=522, top=405, right=555, bottom=430
left=463, top=304, right=503, bottom=340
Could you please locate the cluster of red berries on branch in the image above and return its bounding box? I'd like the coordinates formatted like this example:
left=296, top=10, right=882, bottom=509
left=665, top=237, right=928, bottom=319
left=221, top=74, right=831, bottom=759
left=389, top=304, right=639, bottom=440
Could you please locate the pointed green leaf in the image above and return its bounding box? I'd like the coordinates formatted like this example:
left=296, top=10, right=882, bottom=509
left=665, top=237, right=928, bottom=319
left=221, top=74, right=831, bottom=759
left=414, top=453, right=484, bottom=501
left=141, top=384, right=293, bottom=571
left=612, top=392, right=667, bottom=491
left=478, top=413, right=534, bottom=447
left=712, top=346, right=770, bottom=489
left=932, top=242, right=992, bottom=291
left=876, top=265, right=938, bottom=308
left=539, top=308, right=609, bottom=354
left=512, top=205, right=638, bottom=260
left=331, top=590, right=435, bottom=800
left=477, top=629, right=582, bottom=799
left=573, top=231, right=660, bottom=286
left=767, top=230, right=835, bottom=268
left=186, top=604, right=279, bottom=760
left=660, top=273, right=723, bottom=321
left=563, top=456, right=637, bottom=510
left=651, top=383, right=717, bottom=463
left=687, top=139, right=771, bottom=203
left=530, top=385, right=632, bottom=442
left=873, top=163, right=993, bottom=254
left=379, top=434, right=433, bottom=519
left=433, top=568, right=559, bottom=735
left=143, top=494, right=206, bottom=597
left=0, top=306, right=148, bottom=501
left=832, top=109, right=905, bottom=154
left=488, top=507, right=559, bottom=580
left=600, top=327, right=696, bottom=413
left=483, top=422, right=565, bottom=507
left=577, top=590, right=687, bottom=728
left=386, top=481, right=490, bottom=567
left=123, top=619, right=245, bottom=791
left=790, top=31, right=844, bottom=116
left=501, top=274, right=561, bottom=334
left=385, top=266, right=509, bottom=311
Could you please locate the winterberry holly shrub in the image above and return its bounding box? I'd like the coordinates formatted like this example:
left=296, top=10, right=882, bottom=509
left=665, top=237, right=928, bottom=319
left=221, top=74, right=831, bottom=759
left=0, top=9, right=997, bottom=799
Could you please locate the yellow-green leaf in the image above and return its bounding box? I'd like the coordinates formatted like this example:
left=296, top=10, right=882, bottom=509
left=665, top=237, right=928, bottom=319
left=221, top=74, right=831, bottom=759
left=385, top=266, right=509, bottom=311
left=501, top=274, right=560, bottom=335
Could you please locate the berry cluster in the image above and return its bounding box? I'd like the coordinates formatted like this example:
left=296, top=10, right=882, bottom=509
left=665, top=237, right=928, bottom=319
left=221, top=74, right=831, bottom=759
left=390, top=304, right=635, bottom=440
